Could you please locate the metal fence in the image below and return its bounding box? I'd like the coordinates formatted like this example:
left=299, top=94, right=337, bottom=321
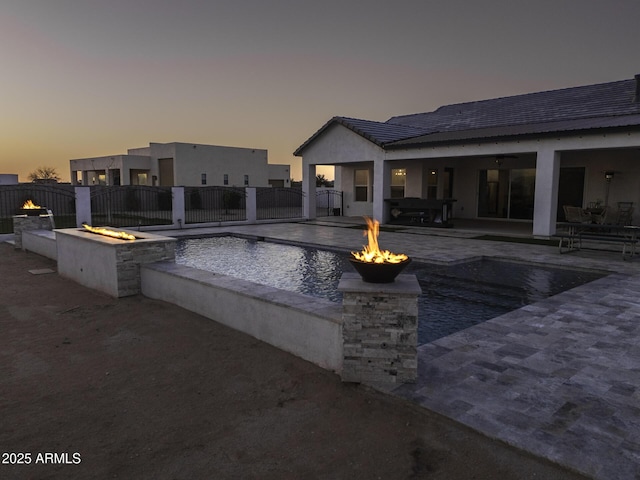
left=90, top=186, right=173, bottom=228
left=184, top=187, right=246, bottom=223
left=316, top=189, right=343, bottom=217
left=0, top=184, right=77, bottom=233
left=1, top=184, right=316, bottom=234
left=256, top=187, right=304, bottom=220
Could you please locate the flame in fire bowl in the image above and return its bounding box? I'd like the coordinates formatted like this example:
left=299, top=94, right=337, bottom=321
left=16, top=199, right=49, bottom=216
left=350, top=216, right=411, bottom=283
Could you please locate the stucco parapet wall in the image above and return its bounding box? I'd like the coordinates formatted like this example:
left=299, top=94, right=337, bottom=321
left=22, top=230, right=57, bottom=260
left=141, top=261, right=343, bottom=372
left=143, top=261, right=342, bottom=323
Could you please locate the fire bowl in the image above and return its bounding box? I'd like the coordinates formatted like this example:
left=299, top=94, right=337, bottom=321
left=15, top=208, right=49, bottom=216
left=349, top=257, right=412, bottom=283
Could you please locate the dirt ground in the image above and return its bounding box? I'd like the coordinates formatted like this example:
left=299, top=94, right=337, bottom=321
left=0, top=243, right=589, bottom=480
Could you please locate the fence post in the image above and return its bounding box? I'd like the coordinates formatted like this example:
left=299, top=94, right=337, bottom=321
left=246, top=187, right=257, bottom=223
left=303, top=164, right=316, bottom=220
left=75, top=187, right=91, bottom=227
left=172, top=187, right=185, bottom=228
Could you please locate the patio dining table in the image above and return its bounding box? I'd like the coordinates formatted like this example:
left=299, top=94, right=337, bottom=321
left=557, top=222, right=640, bottom=260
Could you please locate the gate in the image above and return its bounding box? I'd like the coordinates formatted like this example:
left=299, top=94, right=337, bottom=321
left=0, top=184, right=76, bottom=233
left=90, top=186, right=173, bottom=228
left=315, top=189, right=343, bottom=217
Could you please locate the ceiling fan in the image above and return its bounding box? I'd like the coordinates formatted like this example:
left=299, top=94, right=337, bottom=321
left=480, top=154, right=518, bottom=166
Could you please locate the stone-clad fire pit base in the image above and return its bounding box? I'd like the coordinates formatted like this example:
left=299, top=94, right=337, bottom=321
left=13, top=213, right=55, bottom=250
left=56, top=228, right=176, bottom=298
left=338, top=272, right=421, bottom=386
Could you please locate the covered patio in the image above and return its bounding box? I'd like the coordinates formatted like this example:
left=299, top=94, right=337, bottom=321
left=296, top=74, right=640, bottom=238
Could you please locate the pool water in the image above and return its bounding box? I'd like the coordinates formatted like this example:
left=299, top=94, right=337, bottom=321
left=175, top=236, right=604, bottom=344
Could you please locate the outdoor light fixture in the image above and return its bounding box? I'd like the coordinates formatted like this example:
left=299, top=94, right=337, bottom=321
left=604, top=171, right=616, bottom=206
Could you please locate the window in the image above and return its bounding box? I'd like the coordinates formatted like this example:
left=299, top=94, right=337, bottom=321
left=201, top=173, right=207, bottom=185
left=130, top=170, right=148, bottom=185
left=223, top=174, right=229, bottom=185
left=390, top=168, right=406, bottom=198
left=244, top=175, right=249, bottom=186
left=426, top=169, right=438, bottom=199
left=354, top=169, right=369, bottom=202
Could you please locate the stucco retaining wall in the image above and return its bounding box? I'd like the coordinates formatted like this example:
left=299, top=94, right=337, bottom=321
left=22, top=230, right=57, bottom=260
left=141, top=261, right=343, bottom=372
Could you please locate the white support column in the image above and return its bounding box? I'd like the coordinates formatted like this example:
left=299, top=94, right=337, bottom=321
left=171, top=187, right=185, bottom=228
left=246, top=187, right=257, bottom=223
left=533, top=148, right=561, bottom=237
left=75, top=187, right=91, bottom=227
left=373, top=159, right=391, bottom=223
left=303, top=163, right=317, bottom=219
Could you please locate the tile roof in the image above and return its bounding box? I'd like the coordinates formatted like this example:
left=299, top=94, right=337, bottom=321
left=294, top=75, right=640, bottom=155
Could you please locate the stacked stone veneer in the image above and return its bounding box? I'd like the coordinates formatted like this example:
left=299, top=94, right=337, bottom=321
left=13, top=214, right=55, bottom=250
left=56, top=228, right=176, bottom=297
left=338, top=272, right=421, bottom=386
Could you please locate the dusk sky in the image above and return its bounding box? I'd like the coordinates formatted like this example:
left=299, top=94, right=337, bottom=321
left=2, top=0, right=639, bottom=182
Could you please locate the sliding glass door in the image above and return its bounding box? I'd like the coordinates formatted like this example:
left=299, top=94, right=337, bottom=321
left=478, top=168, right=535, bottom=219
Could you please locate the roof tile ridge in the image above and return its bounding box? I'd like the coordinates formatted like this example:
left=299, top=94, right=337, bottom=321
left=340, top=116, right=429, bottom=132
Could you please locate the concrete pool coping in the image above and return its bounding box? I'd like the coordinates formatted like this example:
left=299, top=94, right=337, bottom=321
left=154, top=221, right=640, bottom=480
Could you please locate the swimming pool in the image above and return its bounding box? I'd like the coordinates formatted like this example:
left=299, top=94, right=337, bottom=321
left=175, top=236, right=604, bottom=344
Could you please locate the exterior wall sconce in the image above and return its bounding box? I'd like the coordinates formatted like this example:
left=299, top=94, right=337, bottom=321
left=604, top=171, right=615, bottom=206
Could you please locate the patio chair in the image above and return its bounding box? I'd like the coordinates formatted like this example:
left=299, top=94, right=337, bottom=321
left=616, top=202, right=634, bottom=225
left=563, top=205, right=592, bottom=224
left=591, top=205, right=610, bottom=224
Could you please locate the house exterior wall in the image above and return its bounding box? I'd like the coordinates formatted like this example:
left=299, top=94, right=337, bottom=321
left=70, top=155, right=151, bottom=185
left=561, top=148, right=640, bottom=209
left=0, top=174, right=19, bottom=185
left=267, top=164, right=291, bottom=187
left=167, top=143, right=269, bottom=187
left=71, top=142, right=286, bottom=188
left=338, top=163, right=374, bottom=217
left=128, top=142, right=271, bottom=187
left=301, top=124, right=384, bottom=218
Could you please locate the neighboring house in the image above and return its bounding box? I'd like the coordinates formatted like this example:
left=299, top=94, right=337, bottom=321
left=70, top=142, right=291, bottom=188
left=0, top=174, right=19, bottom=185
left=295, top=74, right=640, bottom=237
